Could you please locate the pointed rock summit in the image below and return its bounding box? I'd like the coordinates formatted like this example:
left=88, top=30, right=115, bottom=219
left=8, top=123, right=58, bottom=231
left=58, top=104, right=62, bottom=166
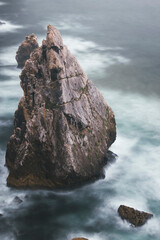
left=6, top=25, right=116, bottom=189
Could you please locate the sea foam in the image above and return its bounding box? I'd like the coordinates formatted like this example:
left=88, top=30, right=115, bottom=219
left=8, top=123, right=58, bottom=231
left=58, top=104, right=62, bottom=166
left=0, top=2, right=6, bottom=6
left=0, top=20, right=22, bottom=33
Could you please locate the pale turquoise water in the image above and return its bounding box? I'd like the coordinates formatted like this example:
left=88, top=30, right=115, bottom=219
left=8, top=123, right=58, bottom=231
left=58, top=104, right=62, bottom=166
left=0, top=1, right=160, bottom=239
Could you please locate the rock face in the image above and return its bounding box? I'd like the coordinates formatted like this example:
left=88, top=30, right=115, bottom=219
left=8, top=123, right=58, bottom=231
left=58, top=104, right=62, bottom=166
left=118, top=205, right=153, bottom=227
left=6, top=25, right=116, bottom=189
left=16, top=34, right=39, bottom=68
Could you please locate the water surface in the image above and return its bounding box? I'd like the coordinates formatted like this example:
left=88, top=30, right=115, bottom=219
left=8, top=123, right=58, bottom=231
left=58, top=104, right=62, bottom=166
left=0, top=1, right=160, bottom=239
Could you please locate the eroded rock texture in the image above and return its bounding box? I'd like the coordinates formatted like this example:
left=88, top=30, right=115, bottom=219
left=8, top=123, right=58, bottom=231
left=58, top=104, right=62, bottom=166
left=118, top=205, right=153, bottom=227
left=16, top=34, right=39, bottom=68
left=6, top=25, right=116, bottom=189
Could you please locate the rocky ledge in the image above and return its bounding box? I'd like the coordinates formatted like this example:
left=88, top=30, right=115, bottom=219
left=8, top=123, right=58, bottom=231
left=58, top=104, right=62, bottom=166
left=118, top=205, right=153, bottom=227
left=6, top=25, right=116, bottom=189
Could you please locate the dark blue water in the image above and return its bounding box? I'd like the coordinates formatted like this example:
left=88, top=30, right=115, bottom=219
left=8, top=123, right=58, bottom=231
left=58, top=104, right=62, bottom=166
left=0, top=0, right=160, bottom=239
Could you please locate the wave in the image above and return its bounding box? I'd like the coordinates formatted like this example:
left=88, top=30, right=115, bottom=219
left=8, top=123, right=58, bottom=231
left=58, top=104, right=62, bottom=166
left=63, top=36, right=130, bottom=77
left=0, top=27, right=159, bottom=240
left=0, top=120, right=12, bottom=127
left=68, top=232, right=106, bottom=240
left=0, top=46, right=18, bottom=66
left=40, top=18, right=90, bottom=33
left=0, top=79, right=22, bottom=117
left=97, top=89, right=160, bottom=237
left=37, top=34, right=130, bottom=80
left=101, top=89, right=160, bottom=134
left=0, top=67, right=21, bottom=79
left=0, top=2, right=6, bottom=6
left=0, top=20, right=22, bottom=33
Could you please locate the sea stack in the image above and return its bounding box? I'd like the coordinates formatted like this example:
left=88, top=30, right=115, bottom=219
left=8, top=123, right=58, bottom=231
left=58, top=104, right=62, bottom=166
left=6, top=25, right=116, bottom=189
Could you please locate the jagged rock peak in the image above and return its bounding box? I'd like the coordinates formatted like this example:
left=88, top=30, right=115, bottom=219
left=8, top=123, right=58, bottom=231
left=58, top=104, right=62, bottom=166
left=46, top=24, right=63, bottom=48
left=16, top=33, right=39, bottom=68
left=6, top=25, right=116, bottom=189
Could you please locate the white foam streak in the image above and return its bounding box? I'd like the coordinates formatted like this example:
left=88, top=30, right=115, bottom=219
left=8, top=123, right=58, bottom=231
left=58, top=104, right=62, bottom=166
left=0, top=79, right=22, bottom=116
left=0, top=20, right=22, bottom=33
left=0, top=120, right=12, bottom=127
left=0, top=46, right=18, bottom=66
left=0, top=235, right=15, bottom=240
left=63, top=36, right=130, bottom=76
left=0, top=68, right=21, bottom=79
left=0, top=149, right=25, bottom=215
left=142, top=217, right=160, bottom=236
left=56, top=21, right=89, bottom=32
left=36, top=35, right=130, bottom=79
left=68, top=232, right=107, bottom=240
left=101, top=89, right=160, bottom=133
left=93, top=89, right=160, bottom=235
left=63, top=36, right=97, bottom=53
left=0, top=80, right=22, bottom=97
left=0, top=2, right=6, bottom=6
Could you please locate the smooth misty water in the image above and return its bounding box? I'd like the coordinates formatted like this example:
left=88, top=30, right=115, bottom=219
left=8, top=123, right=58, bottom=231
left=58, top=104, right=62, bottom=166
left=0, top=0, right=160, bottom=239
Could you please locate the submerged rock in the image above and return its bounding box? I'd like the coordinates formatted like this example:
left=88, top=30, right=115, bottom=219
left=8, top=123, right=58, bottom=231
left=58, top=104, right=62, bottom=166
left=11, top=196, right=23, bottom=205
left=6, top=25, right=116, bottom=189
left=16, top=34, right=39, bottom=68
left=118, top=205, right=153, bottom=227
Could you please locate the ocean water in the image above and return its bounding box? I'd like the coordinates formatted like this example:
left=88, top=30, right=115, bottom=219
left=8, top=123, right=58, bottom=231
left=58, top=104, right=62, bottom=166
left=0, top=0, right=160, bottom=239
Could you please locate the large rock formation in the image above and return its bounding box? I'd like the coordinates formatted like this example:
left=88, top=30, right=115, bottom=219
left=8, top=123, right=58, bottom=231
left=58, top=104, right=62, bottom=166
left=16, top=34, right=39, bottom=68
left=118, top=205, right=153, bottom=227
left=6, top=25, right=116, bottom=189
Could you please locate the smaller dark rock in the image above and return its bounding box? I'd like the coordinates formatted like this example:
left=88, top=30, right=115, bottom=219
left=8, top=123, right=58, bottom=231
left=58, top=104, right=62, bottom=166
left=12, top=196, right=23, bottom=205
left=0, top=213, right=3, bottom=217
left=118, top=205, right=153, bottom=227
left=16, top=34, right=39, bottom=68
left=0, top=21, right=5, bottom=25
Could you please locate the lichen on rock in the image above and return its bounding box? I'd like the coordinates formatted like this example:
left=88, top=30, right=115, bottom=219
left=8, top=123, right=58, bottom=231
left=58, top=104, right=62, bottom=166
left=6, top=25, right=116, bottom=189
